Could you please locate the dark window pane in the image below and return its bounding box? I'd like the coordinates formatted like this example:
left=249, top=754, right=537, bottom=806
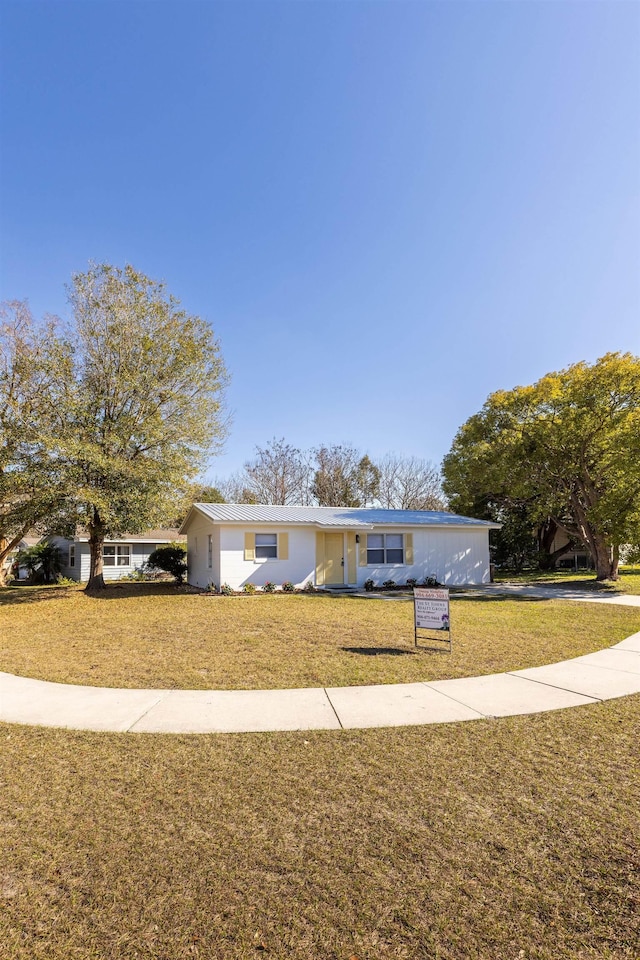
left=367, top=549, right=385, bottom=564
left=255, top=545, right=277, bottom=559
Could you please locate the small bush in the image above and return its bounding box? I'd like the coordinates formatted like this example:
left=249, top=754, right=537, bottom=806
left=364, top=579, right=375, bottom=592
left=382, top=579, right=396, bottom=588
left=205, top=581, right=217, bottom=593
left=422, top=575, right=441, bottom=587
left=263, top=581, right=276, bottom=593
left=146, top=544, right=188, bottom=584
left=220, top=583, right=234, bottom=596
left=406, top=578, right=417, bottom=588
left=242, top=582, right=257, bottom=594
left=303, top=580, right=315, bottom=593
left=121, top=569, right=147, bottom=582
left=55, top=575, right=77, bottom=587
left=282, top=581, right=295, bottom=593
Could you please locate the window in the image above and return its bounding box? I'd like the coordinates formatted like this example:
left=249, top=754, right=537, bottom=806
left=207, top=534, right=213, bottom=569
left=69, top=545, right=75, bottom=568
left=367, top=533, right=404, bottom=565
left=103, top=545, right=131, bottom=567
left=255, top=533, right=277, bottom=559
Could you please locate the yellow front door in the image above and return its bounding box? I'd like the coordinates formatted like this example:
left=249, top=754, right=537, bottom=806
left=323, top=532, right=344, bottom=585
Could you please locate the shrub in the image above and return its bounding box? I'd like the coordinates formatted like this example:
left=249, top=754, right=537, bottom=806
left=364, top=579, right=375, bottom=592
left=303, top=580, right=315, bottom=593
left=382, top=579, right=396, bottom=588
left=220, top=583, right=234, bottom=595
left=423, top=575, right=441, bottom=587
left=55, top=575, right=77, bottom=586
left=282, top=581, right=295, bottom=593
left=406, top=578, right=417, bottom=588
left=263, top=581, right=276, bottom=593
left=121, top=568, right=147, bottom=582
left=242, top=582, right=257, bottom=594
left=146, top=544, right=188, bottom=584
left=205, top=581, right=217, bottom=593
left=17, top=542, right=62, bottom=584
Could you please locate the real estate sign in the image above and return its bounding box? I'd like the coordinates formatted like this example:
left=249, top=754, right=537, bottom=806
left=413, top=587, right=451, bottom=650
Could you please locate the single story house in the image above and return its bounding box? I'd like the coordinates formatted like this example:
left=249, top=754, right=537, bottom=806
left=180, top=504, right=501, bottom=591
left=3, top=532, right=41, bottom=581
left=50, top=529, right=186, bottom=582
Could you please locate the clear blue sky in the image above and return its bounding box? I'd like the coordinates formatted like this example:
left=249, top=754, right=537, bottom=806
left=1, top=0, right=639, bottom=482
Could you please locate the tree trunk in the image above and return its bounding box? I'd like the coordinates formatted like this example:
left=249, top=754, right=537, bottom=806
left=86, top=511, right=107, bottom=591
left=591, top=532, right=619, bottom=581
left=0, top=531, right=30, bottom=586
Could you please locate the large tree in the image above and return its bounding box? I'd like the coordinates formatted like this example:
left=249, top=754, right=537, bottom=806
left=442, top=353, right=640, bottom=581
left=312, top=444, right=380, bottom=507
left=0, top=301, right=71, bottom=583
left=65, top=263, right=228, bottom=591
left=242, top=438, right=311, bottom=505
left=376, top=454, right=446, bottom=511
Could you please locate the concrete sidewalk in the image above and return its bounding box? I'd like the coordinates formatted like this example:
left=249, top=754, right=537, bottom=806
left=1, top=590, right=639, bottom=734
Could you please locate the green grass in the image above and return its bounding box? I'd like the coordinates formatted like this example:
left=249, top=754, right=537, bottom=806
left=1, top=583, right=639, bottom=689
left=1, top=696, right=638, bottom=959
left=494, top=565, right=640, bottom=594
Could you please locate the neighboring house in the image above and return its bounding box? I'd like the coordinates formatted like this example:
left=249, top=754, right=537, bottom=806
left=4, top=532, right=41, bottom=581
left=180, top=504, right=501, bottom=591
left=50, top=529, right=186, bottom=582
left=546, top=528, right=593, bottom=570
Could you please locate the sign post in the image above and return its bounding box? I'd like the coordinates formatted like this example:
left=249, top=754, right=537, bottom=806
left=413, top=587, right=451, bottom=653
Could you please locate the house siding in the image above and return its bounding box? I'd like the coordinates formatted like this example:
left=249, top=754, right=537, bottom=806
left=356, top=527, right=490, bottom=587
left=183, top=520, right=491, bottom=591
left=186, top=511, right=218, bottom=589
left=219, top=525, right=316, bottom=590
left=52, top=537, right=175, bottom=582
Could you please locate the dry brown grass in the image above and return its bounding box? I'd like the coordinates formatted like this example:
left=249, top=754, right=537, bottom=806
left=1, top=583, right=639, bottom=689
left=1, top=695, right=638, bottom=959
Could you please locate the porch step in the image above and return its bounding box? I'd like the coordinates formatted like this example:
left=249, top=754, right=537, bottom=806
left=320, top=585, right=359, bottom=593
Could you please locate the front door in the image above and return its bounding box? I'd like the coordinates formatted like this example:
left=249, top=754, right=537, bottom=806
left=323, top=532, right=344, bottom=585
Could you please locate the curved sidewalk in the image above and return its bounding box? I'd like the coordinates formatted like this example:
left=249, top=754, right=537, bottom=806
left=1, top=586, right=639, bottom=734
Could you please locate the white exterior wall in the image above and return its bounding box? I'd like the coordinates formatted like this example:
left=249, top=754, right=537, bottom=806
left=356, top=527, right=490, bottom=587
left=184, top=520, right=491, bottom=590
left=219, top=525, right=316, bottom=591
left=186, top=511, right=221, bottom=589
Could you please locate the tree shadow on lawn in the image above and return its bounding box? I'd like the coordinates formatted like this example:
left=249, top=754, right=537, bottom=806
left=0, top=581, right=191, bottom=606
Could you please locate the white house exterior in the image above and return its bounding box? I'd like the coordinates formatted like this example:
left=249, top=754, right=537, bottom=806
left=50, top=529, right=186, bottom=582
left=180, top=504, right=500, bottom=591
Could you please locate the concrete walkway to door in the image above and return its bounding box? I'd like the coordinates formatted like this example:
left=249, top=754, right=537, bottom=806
left=1, top=585, right=639, bottom=734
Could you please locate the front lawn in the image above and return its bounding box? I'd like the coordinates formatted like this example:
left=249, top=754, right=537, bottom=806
left=494, top=566, right=640, bottom=595
left=1, top=583, right=639, bottom=689
left=1, top=696, right=638, bottom=959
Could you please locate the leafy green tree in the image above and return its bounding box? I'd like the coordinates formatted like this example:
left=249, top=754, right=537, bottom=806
left=193, top=485, right=226, bottom=503
left=65, top=263, right=228, bottom=591
left=0, top=301, right=72, bottom=583
left=312, top=445, right=380, bottom=507
left=146, top=543, right=188, bottom=584
left=442, top=353, right=640, bottom=581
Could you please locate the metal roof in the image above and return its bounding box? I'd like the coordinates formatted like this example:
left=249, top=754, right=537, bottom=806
left=182, top=503, right=500, bottom=530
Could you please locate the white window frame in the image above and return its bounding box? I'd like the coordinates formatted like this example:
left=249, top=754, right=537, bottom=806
left=255, top=533, right=278, bottom=560
left=103, top=544, right=131, bottom=567
left=69, top=545, right=75, bottom=568
left=366, top=533, right=404, bottom=565
left=207, top=534, right=213, bottom=569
